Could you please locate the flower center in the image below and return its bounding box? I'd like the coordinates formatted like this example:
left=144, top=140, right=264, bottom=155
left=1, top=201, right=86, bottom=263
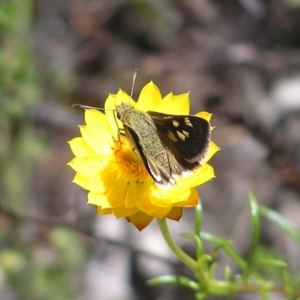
left=114, top=137, right=149, bottom=181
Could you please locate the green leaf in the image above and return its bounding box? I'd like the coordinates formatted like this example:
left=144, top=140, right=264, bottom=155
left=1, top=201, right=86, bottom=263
left=200, top=232, right=247, bottom=271
left=147, top=275, right=200, bottom=291
left=256, top=259, right=287, bottom=268
left=259, top=206, right=300, bottom=245
left=248, top=193, right=261, bottom=263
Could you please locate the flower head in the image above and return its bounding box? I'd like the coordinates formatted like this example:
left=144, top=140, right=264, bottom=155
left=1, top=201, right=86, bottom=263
left=68, top=81, right=219, bottom=230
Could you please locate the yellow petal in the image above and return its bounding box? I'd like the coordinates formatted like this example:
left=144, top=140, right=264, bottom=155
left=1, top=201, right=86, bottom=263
left=185, top=188, right=199, bottom=207
left=190, top=164, right=215, bottom=186
left=115, top=89, right=134, bottom=107
left=79, top=125, right=112, bottom=155
left=150, top=187, right=187, bottom=207
left=126, top=211, right=153, bottom=231
left=85, top=109, right=115, bottom=139
left=111, top=206, right=139, bottom=218
left=166, top=186, right=191, bottom=203
left=88, top=192, right=111, bottom=208
left=124, top=181, right=148, bottom=208
left=196, top=111, right=212, bottom=122
left=206, top=141, right=220, bottom=162
left=105, top=91, right=136, bottom=137
left=104, top=93, right=119, bottom=138
left=73, top=173, right=89, bottom=188
left=166, top=207, right=183, bottom=221
left=150, top=186, right=171, bottom=204
left=85, top=109, right=106, bottom=130
left=97, top=206, right=112, bottom=215
left=83, top=155, right=106, bottom=170
left=84, top=174, right=105, bottom=193
left=158, top=92, right=190, bottom=115
left=151, top=204, right=173, bottom=219
left=104, top=93, right=116, bottom=110
left=102, top=173, right=130, bottom=207
left=68, top=157, right=101, bottom=177
left=172, top=188, right=199, bottom=208
left=136, top=81, right=162, bottom=111
left=68, top=137, right=91, bottom=158
left=175, top=164, right=213, bottom=189
left=136, top=192, right=158, bottom=214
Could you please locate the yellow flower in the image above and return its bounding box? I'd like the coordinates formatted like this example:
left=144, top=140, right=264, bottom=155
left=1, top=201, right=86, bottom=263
left=68, top=81, right=219, bottom=230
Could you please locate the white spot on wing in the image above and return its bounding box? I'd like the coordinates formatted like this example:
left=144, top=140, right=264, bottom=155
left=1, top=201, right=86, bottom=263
left=172, top=120, right=180, bottom=127
left=184, top=117, right=193, bottom=127
left=167, top=131, right=178, bottom=142
left=182, top=130, right=189, bottom=137
left=176, top=131, right=186, bottom=141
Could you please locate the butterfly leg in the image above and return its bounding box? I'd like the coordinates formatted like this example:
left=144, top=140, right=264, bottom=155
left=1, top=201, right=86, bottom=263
left=114, top=129, right=127, bottom=153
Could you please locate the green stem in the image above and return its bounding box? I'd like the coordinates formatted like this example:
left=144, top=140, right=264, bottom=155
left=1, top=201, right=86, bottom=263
left=157, top=218, right=197, bottom=271
left=194, top=202, right=202, bottom=237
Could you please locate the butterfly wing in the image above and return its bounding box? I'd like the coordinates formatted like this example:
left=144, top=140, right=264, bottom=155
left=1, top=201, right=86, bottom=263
left=148, top=111, right=211, bottom=172
left=122, top=123, right=176, bottom=188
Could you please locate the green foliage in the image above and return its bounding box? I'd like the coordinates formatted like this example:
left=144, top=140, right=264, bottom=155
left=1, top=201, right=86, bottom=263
left=285, top=0, right=300, bottom=8
left=32, top=228, right=87, bottom=300
left=0, top=0, right=36, bottom=113
left=0, top=228, right=87, bottom=300
left=0, top=2, right=89, bottom=299
left=0, top=0, right=41, bottom=208
left=153, top=194, right=300, bottom=299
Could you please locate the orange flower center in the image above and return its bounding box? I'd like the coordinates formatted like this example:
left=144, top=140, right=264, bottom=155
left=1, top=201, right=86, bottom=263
left=114, top=137, right=149, bottom=181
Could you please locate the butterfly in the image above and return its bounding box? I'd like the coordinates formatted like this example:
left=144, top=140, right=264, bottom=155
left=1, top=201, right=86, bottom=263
left=115, top=102, right=211, bottom=189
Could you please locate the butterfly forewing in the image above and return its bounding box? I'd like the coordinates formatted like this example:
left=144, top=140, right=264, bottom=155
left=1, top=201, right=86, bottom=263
left=148, top=111, right=211, bottom=169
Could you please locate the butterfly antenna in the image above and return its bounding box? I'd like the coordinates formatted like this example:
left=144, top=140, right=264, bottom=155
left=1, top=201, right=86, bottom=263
left=130, top=69, right=138, bottom=99
left=72, top=104, right=104, bottom=111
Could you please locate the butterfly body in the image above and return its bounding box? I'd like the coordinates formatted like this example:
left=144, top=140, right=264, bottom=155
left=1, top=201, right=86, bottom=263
left=116, top=103, right=211, bottom=189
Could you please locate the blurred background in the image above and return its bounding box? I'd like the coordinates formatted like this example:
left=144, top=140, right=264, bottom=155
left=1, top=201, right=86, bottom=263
left=1, top=0, right=300, bottom=299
